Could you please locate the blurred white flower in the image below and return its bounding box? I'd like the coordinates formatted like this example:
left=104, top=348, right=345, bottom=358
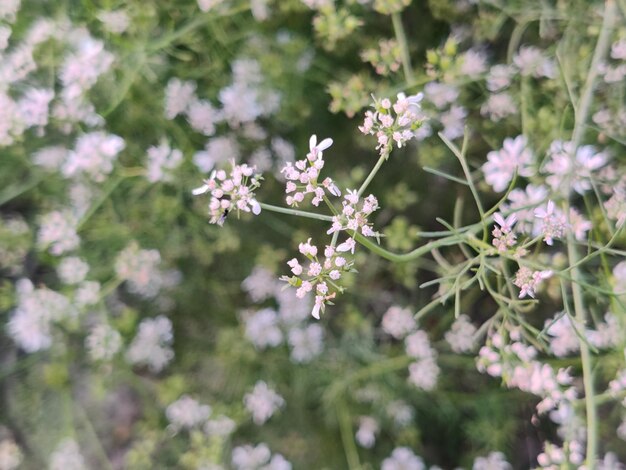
left=57, top=256, right=89, bottom=285
left=288, top=324, right=324, bottom=363
left=126, top=315, right=174, bottom=372
left=244, top=381, right=285, bottom=425
left=49, top=439, right=86, bottom=470
left=86, top=324, right=122, bottom=361
left=0, top=438, right=22, bottom=470
left=97, top=10, right=130, bottom=34
left=166, top=395, right=212, bottom=430
left=381, top=447, right=425, bottom=470
left=445, top=314, right=477, bottom=353
left=382, top=305, right=416, bottom=339
left=472, top=451, right=512, bottom=470
left=355, top=416, right=378, bottom=448
left=244, top=308, right=283, bottom=349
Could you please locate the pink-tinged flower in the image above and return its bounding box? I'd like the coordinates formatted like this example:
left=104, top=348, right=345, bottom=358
left=514, top=266, right=552, bottom=298
left=482, top=135, right=534, bottom=192
left=568, top=208, right=592, bottom=241
left=605, top=186, right=626, bottom=228
left=513, top=46, right=555, bottom=78
left=337, top=237, right=356, bottom=254
left=492, top=212, right=518, bottom=252
left=281, top=237, right=355, bottom=319
left=534, top=200, right=567, bottom=245
left=543, top=140, right=609, bottom=195
left=360, top=93, right=426, bottom=156
left=192, top=161, right=262, bottom=225
left=307, top=134, right=333, bottom=161
left=287, top=258, right=302, bottom=276
left=298, top=238, right=318, bottom=257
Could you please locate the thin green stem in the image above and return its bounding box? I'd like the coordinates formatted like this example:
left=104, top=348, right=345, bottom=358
left=259, top=203, right=333, bottom=222
left=566, top=2, right=616, bottom=464
left=357, top=153, right=387, bottom=198
left=391, top=12, right=414, bottom=84
left=352, top=231, right=465, bottom=263
left=568, top=236, right=597, bottom=466
left=0, top=174, right=44, bottom=206
left=572, top=0, right=616, bottom=148
left=336, top=400, right=361, bottom=470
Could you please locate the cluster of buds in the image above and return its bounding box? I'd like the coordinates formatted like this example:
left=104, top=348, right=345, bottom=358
left=491, top=212, right=517, bottom=252
left=358, top=93, right=426, bottom=157
left=361, top=39, right=402, bottom=76
left=281, top=239, right=356, bottom=319
left=328, top=189, right=380, bottom=238
left=192, top=160, right=262, bottom=226
left=281, top=135, right=341, bottom=207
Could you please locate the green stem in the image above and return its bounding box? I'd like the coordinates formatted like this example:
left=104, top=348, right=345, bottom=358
left=352, top=231, right=465, bottom=263
left=357, top=153, right=387, bottom=197
left=259, top=203, right=333, bottom=222
left=567, top=236, right=597, bottom=466
left=336, top=400, right=361, bottom=470
left=572, top=0, right=616, bottom=148
left=391, top=12, right=414, bottom=84
left=567, top=2, right=616, bottom=464
left=0, top=174, right=44, bottom=206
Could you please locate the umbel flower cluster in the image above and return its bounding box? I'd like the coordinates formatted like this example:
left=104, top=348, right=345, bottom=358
left=193, top=160, right=263, bottom=225
left=281, top=134, right=341, bottom=207
left=358, top=92, right=426, bottom=157
left=281, top=240, right=356, bottom=319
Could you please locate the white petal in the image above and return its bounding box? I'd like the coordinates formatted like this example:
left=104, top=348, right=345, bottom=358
left=250, top=200, right=261, bottom=215
left=317, top=138, right=333, bottom=151
left=309, top=134, right=317, bottom=151
left=192, top=184, right=209, bottom=195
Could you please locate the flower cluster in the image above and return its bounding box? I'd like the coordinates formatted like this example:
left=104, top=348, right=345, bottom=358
left=231, top=443, right=291, bottom=470
left=534, top=200, right=568, bottom=246
left=513, top=266, right=553, bottom=299
left=280, top=135, right=340, bottom=207
left=281, top=239, right=356, bottom=319
left=327, top=190, right=380, bottom=238
left=405, top=330, right=440, bottom=391
left=482, top=135, right=535, bottom=193
left=243, top=381, right=285, bottom=425
left=193, top=161, right=262, bottom=225
left=166, top=395, right=212, bottom=431
left=358, top=93, right=426, bottom=157
left=491, top=212, right=518, bottom=253
left=7, top=279, right=77, bottom=353
left=477, top=328, right=577, bottom=415
left=126, top=315, right=174, bottom=373
left=85, top=324, right=122, bottom=361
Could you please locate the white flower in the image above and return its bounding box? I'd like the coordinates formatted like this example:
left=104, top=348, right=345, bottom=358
left=166, top=395, right=212, bottom=430
left=86, top=324, right=122, bottom=361
left=381, top=447, right=425, bottom=470
left=0, top=438, right=22, bottom=470
left=307, top=134, right=333, bottom=160
left=382, top=306, right=416, bottom=339
left=445, top=314, right=477, bottom=353
left=288, top=324, right=324, bottom=363
left=244, top=308, right=283, bottom=349
left=355, top=416, right=378, bottom=448
left=57, top=257, right=89, bottom=284
left=482, top=136, right=534, bottom=192
left=472, top=451, right=512, bottom=470
left=243, top=381, right=285, bottom=425
left=126, top=316, right=174, bottom=372
left=49, top=439, right=86, bottom=470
